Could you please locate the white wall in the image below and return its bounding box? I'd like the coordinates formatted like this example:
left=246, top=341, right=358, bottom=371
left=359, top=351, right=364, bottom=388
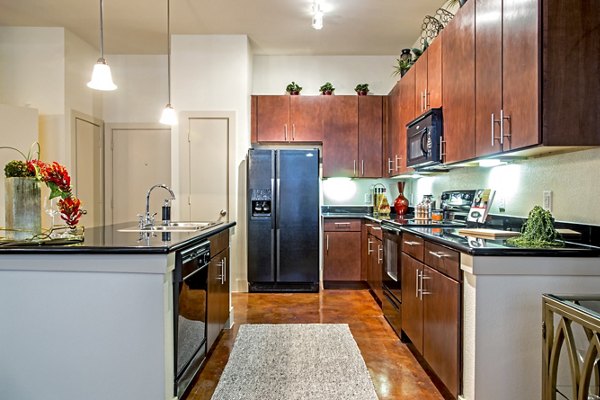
left=0, top=104, right=39, bottom=225
left=409, top=147, right=600, bottom=225
left=253, top=55, right=399, bottom=95
left=102, top=55, right=167, bottom=123
left=172, top=34, right=252, bottom=292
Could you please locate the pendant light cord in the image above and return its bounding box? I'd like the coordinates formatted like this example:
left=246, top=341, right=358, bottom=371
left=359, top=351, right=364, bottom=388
left=99, top=0, right=105, bottom=60
left=167, top=0, right=172, bottom=105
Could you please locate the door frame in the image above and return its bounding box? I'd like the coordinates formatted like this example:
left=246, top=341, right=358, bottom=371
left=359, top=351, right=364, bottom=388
left=104, top=123, right=172, bottom=226
left=70, top=110, right=104, bottom=227
left=178, top=111, right=236, bottom=223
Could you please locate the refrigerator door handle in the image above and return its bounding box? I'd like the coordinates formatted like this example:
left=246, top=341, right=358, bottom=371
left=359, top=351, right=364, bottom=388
left=270, top=178, right=275, bottom=229
left=276, top=228, right=281, bottom=280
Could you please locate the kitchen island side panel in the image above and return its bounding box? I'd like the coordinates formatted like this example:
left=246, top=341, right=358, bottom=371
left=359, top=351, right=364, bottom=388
left=0, top=254, right=173, bottom=400
left=461, top=255, right=600, bottom=400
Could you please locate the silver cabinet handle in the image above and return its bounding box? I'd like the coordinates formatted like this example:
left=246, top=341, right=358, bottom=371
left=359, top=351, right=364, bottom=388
left=361, top=160, right=365, bottom=177
left=403, top=240, right=420, bottom=246
left=395, top=155, right=401, bottom=171
left=491, top=113, right=496, bottom=147
left=416, top=269, right=421, bottom=298
left=501, top=109, right=511, bottom=146
left=388, top=158, right=394, bottom=174
left=440, top=139, right=445, bottom=161
left=420, top=273, right=432, bottom=299
left=284, top=123, right=288, bottom=141
left=334, top=222, right=351, bottom=226
left=292, top=123, right=296, bottom=141
left=353, top=160, right=357, bottom=177
left=222, top=257, right=226, bottom=284
left=377, top=245, right=383, bottom=264
left=367, top=238, right=373, bottom=255
left=428, top=250, right=448, bottom=259
left=326, top=234, right=329, bottom=254
left=426, top=91, right=430, bottom=110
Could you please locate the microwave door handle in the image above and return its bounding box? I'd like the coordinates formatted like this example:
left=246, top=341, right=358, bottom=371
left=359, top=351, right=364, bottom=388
left=420, top=128, right=429, bottom=155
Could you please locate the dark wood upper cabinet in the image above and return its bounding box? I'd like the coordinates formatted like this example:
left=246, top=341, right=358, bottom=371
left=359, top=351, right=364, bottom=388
left=398, top=68, right=416, bottom=174
left=414, top=51, right=428, bottom=117
left=386, top=83, right=401, bottom=177
left=358, top=96, right=383, bottom=178
left=253, top=95, right=323, bottom=143
left=427, top=34, right=443, bottom=110
left=322, top=96, right=359, bottom=178
left=442, top=0, right=476, bottom=163
left=290, top=96, right=323, bottom=142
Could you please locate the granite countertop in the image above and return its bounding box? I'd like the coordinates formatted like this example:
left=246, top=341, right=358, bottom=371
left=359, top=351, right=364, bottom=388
left=402, top=226, right=600, bottom=257
left=0, top=221, right=236, bottom=254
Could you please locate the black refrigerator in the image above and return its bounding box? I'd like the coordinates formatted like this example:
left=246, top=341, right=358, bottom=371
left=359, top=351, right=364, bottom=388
left=247, top=148, right=320, bottom=292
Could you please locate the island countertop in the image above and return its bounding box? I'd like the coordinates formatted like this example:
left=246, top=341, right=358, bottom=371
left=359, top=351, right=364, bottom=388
left=0, top=221, right=236, bottom=254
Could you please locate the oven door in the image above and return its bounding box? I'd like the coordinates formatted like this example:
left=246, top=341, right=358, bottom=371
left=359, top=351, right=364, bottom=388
left=382, top=226, right=402, bottom=303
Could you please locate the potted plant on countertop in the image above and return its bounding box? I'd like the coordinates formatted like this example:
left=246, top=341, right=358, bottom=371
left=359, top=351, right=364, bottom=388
left=1, top=142, right=85, bottom=241
left=285, top=81, right=302, bottom=95
left=319, top=82, right=335, bottom=95
left=354, top=83, right=369, bottom=96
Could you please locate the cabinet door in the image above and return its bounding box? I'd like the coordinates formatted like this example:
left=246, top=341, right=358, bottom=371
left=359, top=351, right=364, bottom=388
left=386, top=83, right=401, bottom=177
left=322, top=96, right=359, bottom=178
left=323, top=231, right=362, bottom=281
left=290, top=96, right=323, bottom=142
left=373, top=238, right=384, bottom=303
left=423, top=266, right=460, bottom=398
left=218, top=248, right=230, bottom=332
left=475, top=0, right=503, bottom=157
left=414, top=52, right=428, bottom=116
left=398, top=69, right=416, bottom=173
left=427, top=33, right=443, bottom=110
left=502, top=0, right=539, bottom=151
left=358, top=96, right=383, bottom=178
left=207, top=250, right=225, bottom=351
left=256, top=96, right=289, bottom=142
left=401, top=253, right=423, bottom=352
left=442, top=0, right=476, bottom=163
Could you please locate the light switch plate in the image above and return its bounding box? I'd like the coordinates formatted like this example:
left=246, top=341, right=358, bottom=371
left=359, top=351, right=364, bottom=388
left=543, top=190, right=552, bottom=211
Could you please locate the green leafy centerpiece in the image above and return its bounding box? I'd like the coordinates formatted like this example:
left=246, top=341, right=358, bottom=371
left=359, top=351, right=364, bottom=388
left=506, top=206, right=564, bottom=248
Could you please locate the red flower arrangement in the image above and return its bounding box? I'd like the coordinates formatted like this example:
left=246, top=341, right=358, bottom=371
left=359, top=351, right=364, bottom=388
left=28, top=160, right=84, bottom=228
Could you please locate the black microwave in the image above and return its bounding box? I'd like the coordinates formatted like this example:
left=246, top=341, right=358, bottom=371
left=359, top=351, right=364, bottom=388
left=406, top=108, right=443, bottom=168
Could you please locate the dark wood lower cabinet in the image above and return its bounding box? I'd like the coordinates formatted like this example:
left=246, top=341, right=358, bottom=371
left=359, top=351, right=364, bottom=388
left=323, top=231, right=362, bottom=282
left=366, top=232, right=383, bottom=304
left=207, top=248, right=230, bottom=351
left=401, top=243, right=461, bottom=398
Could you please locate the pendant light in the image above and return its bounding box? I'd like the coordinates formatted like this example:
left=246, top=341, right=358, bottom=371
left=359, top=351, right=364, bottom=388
left=160, top=0, right=177, bottom=125
left=312, top=1, right=324, bottom=30
left=87, top=0, right=117, bottom=91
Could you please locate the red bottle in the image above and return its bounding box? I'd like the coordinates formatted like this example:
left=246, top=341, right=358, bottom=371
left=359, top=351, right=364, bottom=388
left=394, top=182, right=409, bottom=215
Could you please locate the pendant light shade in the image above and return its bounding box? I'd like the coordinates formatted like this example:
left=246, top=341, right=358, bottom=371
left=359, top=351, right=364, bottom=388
left=160, top=0, right=177, bottom=125
left=88, top=0, right=117, bottom=91
left=160, top=104, right=177, bottom=125
left=87, top=58, right=117, bottom=90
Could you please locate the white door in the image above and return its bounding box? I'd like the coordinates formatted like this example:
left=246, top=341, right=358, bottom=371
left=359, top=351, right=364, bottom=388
left=110, top=127, right=171, bottom=225
left=74, top=116, right=104, bottom=228
left=187, top=117, right=229, bottom=222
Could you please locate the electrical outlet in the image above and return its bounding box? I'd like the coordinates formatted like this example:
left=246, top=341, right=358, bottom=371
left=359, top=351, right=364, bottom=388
left=543, top=190, right=553, bottom=211
left=364, top=193, right=372, bottom=204
left=497, top=197, right=506, bottom=212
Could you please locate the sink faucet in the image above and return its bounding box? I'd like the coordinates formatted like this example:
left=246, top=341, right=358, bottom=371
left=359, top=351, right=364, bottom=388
left=142, top=184, right=176, bottom=228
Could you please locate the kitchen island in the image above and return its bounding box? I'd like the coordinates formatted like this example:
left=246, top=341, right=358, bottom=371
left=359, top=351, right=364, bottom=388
left=0, top=221, right=235, bottom=400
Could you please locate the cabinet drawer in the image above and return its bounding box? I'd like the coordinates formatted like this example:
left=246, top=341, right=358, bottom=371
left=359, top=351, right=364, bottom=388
left=402, top=232, right=424, bottom=261
left=424, top=241, right=460, bottom=281
left=367, top=224, right=382, bottom=240
left=324, top=219, right=361, bottom=232
left=209, top=230, right=229, bottom=257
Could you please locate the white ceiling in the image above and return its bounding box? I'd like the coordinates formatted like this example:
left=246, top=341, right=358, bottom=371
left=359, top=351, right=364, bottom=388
left=0, top=0, right=452, bottom=55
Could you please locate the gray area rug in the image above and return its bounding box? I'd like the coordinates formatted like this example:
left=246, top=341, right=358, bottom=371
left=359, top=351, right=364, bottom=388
left=211, top=324, right=378, bottom=400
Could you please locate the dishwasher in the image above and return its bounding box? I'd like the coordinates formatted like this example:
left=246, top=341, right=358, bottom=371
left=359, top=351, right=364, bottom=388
left=174, top=241, right=210, bottom=397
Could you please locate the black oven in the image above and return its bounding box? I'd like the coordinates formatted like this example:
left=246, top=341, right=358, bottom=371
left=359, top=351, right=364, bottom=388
left=382, top=225, right=402, bottom=337
left=406, top=107, right=443, bottom=168
left=174, top=241, right=210, bottom=397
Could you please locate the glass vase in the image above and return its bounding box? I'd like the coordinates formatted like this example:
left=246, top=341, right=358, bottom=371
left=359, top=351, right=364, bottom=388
left=5, top=177, right=42, bottom=240
left=394, top=182, right=410, bottom=215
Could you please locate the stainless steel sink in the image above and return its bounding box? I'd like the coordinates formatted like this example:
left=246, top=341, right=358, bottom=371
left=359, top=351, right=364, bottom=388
left=118, top=221, right=223, bottom=233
